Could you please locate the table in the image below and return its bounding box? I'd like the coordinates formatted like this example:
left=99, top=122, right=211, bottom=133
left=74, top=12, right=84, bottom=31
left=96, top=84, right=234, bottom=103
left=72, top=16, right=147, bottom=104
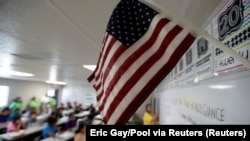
left=0, top=126, right=43, bottom=141
left=0, top=117, right=69, bottom=141
left=74, top=111, right=90, bottom=118
left=62, top=109, right=74, bottom=116
left=40, top=131, right=74, bottom=141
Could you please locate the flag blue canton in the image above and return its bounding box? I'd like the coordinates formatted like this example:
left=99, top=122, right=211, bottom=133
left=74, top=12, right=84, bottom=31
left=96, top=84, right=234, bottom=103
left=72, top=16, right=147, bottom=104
left=107, top=0, right=158, bottom=47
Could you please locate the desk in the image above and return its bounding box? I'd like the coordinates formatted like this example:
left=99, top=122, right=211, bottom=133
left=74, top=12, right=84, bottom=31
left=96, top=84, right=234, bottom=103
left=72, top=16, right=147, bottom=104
left=62, top=109, right=74, bottom=116
left=74, top=111, right=90, bottom=118
left=0, top=117, right=69, bottom=141
left=40, top=131, right=74, bottom=141
left=0, top=126, right=43, bottom=141
left=57, top=117, right=68, bottom=125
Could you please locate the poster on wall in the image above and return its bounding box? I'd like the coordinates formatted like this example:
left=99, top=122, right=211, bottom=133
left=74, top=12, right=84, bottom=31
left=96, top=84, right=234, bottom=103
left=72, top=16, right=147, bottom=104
left=183, top=44, right=196, bottom=84
left=212, top=0, right=250, bottom=73
left=194, top=24, right=214, bottom=82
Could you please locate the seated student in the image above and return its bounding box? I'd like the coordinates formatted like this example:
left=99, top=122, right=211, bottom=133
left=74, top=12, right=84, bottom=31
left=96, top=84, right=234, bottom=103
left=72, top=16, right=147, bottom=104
left=74, top=123, right=86, bottom=141
left=56, top=108, right=64, bottom=119
left=26, top=111, right=42, bottom=128
left=9, top=108, right=21, bottom=121
left=0, top=107, right=10, bottom=123
left=7, top=116, right=26, bottom=132
left=42, top=116, right=58, bottom=139
left=64, top=113, right=76, bottom=131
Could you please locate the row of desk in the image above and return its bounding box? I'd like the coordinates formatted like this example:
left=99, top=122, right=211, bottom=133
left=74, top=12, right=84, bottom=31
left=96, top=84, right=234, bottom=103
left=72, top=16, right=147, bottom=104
left=0, top=110, right=103, bottom=141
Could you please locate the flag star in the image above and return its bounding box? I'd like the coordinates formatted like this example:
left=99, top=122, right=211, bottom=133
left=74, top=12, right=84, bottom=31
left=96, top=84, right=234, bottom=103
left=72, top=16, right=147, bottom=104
left=141, top=15, right=144, bottom=18
left=142, top=21, right=146, bottom=24
left=118, top=25, right=120, bottom=28
left=133, top=38, right=136, bottom=41
left=134, top=12, right=137, bottom=14
left=122, top=11, right=125, bottom=13
left=128, top=12, right=131, bottom=15
left=127, top=7, right=130, bottom=10
left=139, top=9, right=142, bottom=12
left=112, top=32, right=115, bottom=34
left=130, top=22, right=133, bottom=25
left=124, top=26, right=127, bottom=29
left=148, top=19, right=151, bottom=22
left=136, top=23, right=139, bottom=25
left=126, top=37, right=129, bottom=40
left=131, top=27, right=134, bottom=30
left=126, top=43, right=130, bottom=46
left=138, top=3, right=141, bottom=6
left=146, top=12, right=149, bottom=15
left=118, top=31, right=121, bottom=33
left=116, top=15, right=119, bottom=18
left=144, top=28, right=147, bottom=30
left=118, top=36, right=121, bottom=39
left=138, top=34, right=142, bottom=36
left=125, top=32, right=128, bottom=34
left=132, top=33, right=135, bottom=35
left=137, top=28, right=140, bottom=31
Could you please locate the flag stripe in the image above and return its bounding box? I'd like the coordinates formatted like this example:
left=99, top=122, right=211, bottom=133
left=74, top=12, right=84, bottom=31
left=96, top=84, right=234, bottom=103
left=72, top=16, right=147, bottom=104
left=115, top=33, right=195, bottom=124
left=97, top=18, right=169, bottom=102
left=95, top=41, right=123, bottom=95
left=104, top=29, right=191, bottom=123
left=93, top=36, right=116, bottom=85
left=102, top=25, right=184, bottom=123
left=88, top=33, right=109, bottom=85
left=96, top=44, right=127, bottom=100
left=100, top=23, right=181, bottom=114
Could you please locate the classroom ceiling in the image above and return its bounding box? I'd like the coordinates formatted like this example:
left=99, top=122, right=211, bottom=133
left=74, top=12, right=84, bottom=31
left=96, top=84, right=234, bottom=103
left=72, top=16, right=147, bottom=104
left=0, top=0, right=227, bottom=85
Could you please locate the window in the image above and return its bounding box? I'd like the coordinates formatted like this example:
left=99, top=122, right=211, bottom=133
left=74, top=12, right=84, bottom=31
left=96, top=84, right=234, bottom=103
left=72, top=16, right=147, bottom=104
left=0, top=86, right=9, bottom=107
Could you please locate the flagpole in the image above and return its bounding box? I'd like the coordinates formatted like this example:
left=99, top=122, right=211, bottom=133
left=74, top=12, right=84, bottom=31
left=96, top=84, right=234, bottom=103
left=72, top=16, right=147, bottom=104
left=139, top=0, right=250, bottom=69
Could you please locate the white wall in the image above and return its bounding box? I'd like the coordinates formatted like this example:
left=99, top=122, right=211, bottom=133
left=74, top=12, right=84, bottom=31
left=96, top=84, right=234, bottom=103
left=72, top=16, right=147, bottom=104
left=61, top=81, right=96, bottom=108
left=0, top=78, right=52, bottom=110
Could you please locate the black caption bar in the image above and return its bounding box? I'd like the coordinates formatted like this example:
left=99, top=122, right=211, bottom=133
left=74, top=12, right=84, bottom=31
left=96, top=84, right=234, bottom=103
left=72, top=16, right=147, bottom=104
left=86, top=125, right=249, bottom=140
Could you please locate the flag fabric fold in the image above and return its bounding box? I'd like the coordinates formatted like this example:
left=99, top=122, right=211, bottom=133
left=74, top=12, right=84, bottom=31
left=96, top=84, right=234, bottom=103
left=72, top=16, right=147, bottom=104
left=88, top=0, right=195, bottom=124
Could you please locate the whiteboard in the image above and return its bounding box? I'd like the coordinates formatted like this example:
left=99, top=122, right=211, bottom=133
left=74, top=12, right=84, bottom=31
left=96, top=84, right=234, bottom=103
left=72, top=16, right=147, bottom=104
left=158, top=72, right=250, bottom=124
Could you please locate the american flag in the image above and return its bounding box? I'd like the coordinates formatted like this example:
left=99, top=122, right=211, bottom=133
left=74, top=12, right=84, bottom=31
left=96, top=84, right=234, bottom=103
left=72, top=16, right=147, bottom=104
left=88, top=0, right=195, bottom=124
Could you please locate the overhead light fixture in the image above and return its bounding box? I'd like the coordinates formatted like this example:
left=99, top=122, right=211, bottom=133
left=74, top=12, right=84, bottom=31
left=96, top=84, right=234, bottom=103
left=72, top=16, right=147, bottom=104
left=209, top=85, right=234, bottom=89
left=0, top=68, right=34, bottom=77
left=46, top=80, right=67, bottom=85
left=83, top=65, right=96, bottom=71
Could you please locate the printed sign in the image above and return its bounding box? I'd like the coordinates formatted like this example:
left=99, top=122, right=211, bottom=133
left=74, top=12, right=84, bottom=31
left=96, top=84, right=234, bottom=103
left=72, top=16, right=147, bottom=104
left=212, top=0, right=250, bottom=73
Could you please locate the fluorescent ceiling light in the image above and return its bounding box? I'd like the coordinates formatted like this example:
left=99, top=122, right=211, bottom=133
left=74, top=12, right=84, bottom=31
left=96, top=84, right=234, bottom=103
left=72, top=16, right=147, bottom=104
left=46, top=80, right=67, bottom=85
left=0, top=68, right=34, bottom=77
left=83, top=65, right=96, bottom=71
left=209, top=85, right=233, bottom=89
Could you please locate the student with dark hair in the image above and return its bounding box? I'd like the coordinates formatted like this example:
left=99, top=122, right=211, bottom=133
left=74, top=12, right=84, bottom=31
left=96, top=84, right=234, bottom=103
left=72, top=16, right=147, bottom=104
left=9, top=108, right=21, bottom=121
left=64, top=113, right=76, bottom=130
left=6, top=116, right=26, bottom=132
left=42, top=116, right=58, bottom=139
left=74, top=123, right=86, bottom=141
left=0, top=107, right=10, bottom=123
